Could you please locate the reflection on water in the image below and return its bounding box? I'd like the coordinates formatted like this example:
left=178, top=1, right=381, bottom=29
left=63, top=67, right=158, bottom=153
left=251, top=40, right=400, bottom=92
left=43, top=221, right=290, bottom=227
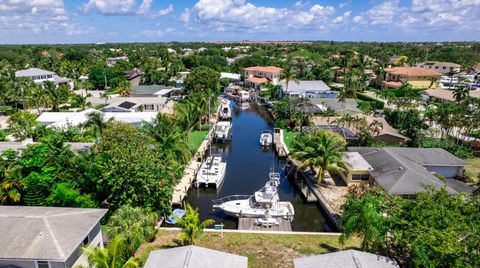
left=186, top=102, right=333, bottom=232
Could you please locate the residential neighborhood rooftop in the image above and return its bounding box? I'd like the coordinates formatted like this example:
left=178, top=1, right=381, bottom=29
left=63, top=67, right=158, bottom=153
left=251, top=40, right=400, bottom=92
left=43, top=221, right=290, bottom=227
left=294, top=249, right=399, bottom=268
left=0, top=206, right=107, bottom=261
left=384, top=67, right=442, bottom=77
left=244, top=66, right=283, bottom=74
left=15, top=67, right=55, bottom=77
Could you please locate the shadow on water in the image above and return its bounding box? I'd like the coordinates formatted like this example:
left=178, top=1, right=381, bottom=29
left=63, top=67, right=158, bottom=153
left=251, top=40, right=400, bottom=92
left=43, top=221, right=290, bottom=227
left=186, top=101, right=334, bottom=232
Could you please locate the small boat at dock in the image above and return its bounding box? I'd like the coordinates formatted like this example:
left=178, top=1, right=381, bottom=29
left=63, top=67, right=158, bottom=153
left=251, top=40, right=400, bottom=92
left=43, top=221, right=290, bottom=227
left=195, top=154, right=227, bottom=188
left=213, top=172, right=295, bottom=221
left=219, top=100, right=232, bottom=120
left=214, top=121, right=232, bottom=142
left=259, top=130, right=273, bottom=147
left=165, top=208, right=186, bottom=224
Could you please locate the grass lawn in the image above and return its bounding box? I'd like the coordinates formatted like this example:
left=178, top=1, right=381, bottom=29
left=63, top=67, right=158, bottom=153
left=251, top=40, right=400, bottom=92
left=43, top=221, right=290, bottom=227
left=283, top=129, right=298, bottom=151
left=188, top=130, right=209, bottom=151
left=465, top=157, right=480, bottom=181
left=136, top=230, right=361, bottom=268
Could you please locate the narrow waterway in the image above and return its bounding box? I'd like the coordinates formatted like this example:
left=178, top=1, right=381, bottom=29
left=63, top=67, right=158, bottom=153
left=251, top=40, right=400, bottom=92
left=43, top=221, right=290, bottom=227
left=186, top=101, right=333, bottom=232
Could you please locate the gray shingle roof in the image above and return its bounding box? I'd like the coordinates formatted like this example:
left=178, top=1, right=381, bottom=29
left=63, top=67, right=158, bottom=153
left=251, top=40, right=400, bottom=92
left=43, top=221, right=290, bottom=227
left=0, top=206, right=107, bottom=261
left=279, top=80, right=330, bottom=92
left=294, top=250, right=399, bottom=268
left=15, top=68, right=55, bottom=77
left=348, top=147, right=464, bottom=195
left=144, top=246, right=248, bottom=268
left=309, top=98, right=362, bottom=114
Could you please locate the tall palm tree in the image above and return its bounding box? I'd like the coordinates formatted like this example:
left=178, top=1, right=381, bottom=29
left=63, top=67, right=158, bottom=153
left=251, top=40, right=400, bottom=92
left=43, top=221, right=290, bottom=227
left=100, top=91, right=111, bottom=105
left=175, top=204, right=214, bottom=245
left=368, top=120, right=384, bottom=136
left=117, top=81, right=132, bottom=97
left=81, top=236, right=139, bottom=268
left=83, top=111, right=107, bottom=137
left=71, top=92, right=92, bottom=110
left=280, top=67, right=298, bottom=97
left=44, top=82, right=71, bottom=112
left=290, top=130, right=349, bottom=184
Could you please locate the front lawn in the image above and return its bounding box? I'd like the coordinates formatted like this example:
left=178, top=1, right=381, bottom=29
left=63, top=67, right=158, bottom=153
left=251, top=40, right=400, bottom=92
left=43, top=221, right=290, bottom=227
left=188, top=130, right=209, bottom=151
left=465, top=157, right=480, bottom=181
left=283, top=129, right=298, bottom=150
left=136, top=230, right=361, bottom=268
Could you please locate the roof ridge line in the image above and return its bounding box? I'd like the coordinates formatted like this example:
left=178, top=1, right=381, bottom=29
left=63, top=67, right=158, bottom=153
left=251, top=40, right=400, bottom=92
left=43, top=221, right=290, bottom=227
left=42, top=217, right=66, bottom=259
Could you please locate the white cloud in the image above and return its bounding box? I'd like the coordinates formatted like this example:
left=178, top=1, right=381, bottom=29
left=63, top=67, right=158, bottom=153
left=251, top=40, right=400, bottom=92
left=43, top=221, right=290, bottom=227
left=179, top=8, right=190, bottom=23
left=136, top=0, right=152, bottom=15
left=83, top=0, right=137, bottom=15
left=332, top=11, right=351, bottom=24
left=142, top=27, right=174, bottom=38
left=157, top=4, right=173, bottom=16
left=0, top=0, right=88, bottom=36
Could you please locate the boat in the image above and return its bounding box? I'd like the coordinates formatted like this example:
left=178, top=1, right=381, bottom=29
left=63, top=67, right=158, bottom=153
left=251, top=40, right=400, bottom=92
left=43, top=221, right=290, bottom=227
left=195, top=154, right=227, bottom=188
left=165, top=208, right=186, bottom=224
left=214, top=121, right=232, bottom=142
left=219, top=100, right=232, bottom=120
left=213, top=172, right=295, bottom=221
left=259, top=130, right=273, bottom=147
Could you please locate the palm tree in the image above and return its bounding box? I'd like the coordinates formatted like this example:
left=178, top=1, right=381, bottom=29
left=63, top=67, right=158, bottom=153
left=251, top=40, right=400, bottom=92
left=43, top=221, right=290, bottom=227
left=44, top=82, right=70, bottom=112
left=0, top=163, right=24, bottom=204
left=100, top=91, right=111, bottom=105
left=428, top=77, right=438, bottom=88
left=71, top=92, right=92, bottom=110
left=290, top=130, right=349, bottom=184
left=83, top=111, right=107, bottom=137
left=368, top=120, right=383, bottom=136
left=107, top=205, right=157, bottom=256
left=117, top=81, right=132, bottom=97
left=280, top=67, right=298, bottom=97
left=453, top=86, right=469, bottom=103
left=81, top=236, right=139, bottom=268
left=175, top=204, right=214, bottom=245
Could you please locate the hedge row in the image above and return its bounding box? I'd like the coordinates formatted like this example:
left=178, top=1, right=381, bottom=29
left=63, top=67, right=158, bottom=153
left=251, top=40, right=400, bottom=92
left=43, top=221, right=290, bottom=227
left=356, top=92, right=385, bottom=109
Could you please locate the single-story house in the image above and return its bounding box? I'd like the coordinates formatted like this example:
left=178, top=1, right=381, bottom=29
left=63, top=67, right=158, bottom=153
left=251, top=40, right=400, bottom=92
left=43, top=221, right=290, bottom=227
left=422, top=88, right=480, bottom=103
left=280, top=80, right=337, bottom=98
left=143, top=246, right=248, bottom=268
left=106, top=56, right=128, bottom=67
left=382, top=67, right=442, bottom=89
left=306, top=98, right=362, bottom=115
left=340, top=152, right=374, bottom=185
left=0, top=141, right=93, bottom=153
left=311, top=116, right=409, bottom=145
left=0, top=206, right=107, bottom=268
left=131, top=85, right=180, bottom=97
left=294, top=250, right=399, bottom=268
left=220, top=72, right=241, bottom=83
left=36, top=108, right=158, bottom=129
left=348, top=147, right=471, bottom=198
left=101, top=97, right=168, bottom=113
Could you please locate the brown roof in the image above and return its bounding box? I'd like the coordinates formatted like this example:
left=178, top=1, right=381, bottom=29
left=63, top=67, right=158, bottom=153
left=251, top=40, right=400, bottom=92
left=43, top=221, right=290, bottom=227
left=383, top=81, right=403, bottom=88
left=246, top=76, right=270, bottom=84
left=244, top=66, right=283, bottom=74
left=423, top=89, right=455, bottom=102
left=384, top=67, right=442, bottom=77
left=312, top=115, right=408, bottom=141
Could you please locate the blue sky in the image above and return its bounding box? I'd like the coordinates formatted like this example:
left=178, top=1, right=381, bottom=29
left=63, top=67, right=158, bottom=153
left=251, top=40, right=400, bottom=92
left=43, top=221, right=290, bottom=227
left=0, top=0, right=479, bottom=44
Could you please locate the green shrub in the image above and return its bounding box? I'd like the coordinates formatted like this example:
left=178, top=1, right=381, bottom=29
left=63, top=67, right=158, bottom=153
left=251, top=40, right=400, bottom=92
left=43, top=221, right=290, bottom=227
left=356, top=92, right=384, bottom=109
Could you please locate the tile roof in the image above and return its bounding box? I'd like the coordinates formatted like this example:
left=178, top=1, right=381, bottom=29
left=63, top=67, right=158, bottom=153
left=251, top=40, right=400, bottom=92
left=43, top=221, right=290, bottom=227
left=0, top=206, right=107, bottom=261
left=294, top=250, right=399, bottom=268
left=246, top=76, right=269, bottom=84
left=384, top=67, right=442, bottom=77
left=244, top=66, right=283, bottom=74
left=144, top=246, right=248, bottom=268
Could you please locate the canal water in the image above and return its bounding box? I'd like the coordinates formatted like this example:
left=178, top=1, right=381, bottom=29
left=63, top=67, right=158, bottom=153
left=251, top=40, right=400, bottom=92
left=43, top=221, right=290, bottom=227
left=186, top=101, right=333, bottom=232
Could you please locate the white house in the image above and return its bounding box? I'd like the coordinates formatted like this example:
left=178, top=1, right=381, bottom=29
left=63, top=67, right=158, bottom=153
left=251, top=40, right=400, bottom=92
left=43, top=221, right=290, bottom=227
left=416, top=61, right=461, bottom=74
left=0, top=206, right=107, bottom=268
left=280, top=80, right=336, bottom=98
left=15, top=68, right=74, bottom=90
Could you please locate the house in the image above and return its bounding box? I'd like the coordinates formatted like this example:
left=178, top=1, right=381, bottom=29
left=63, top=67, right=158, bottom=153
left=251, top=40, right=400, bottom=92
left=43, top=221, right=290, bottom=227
left=0, top=206, right=107, bottom=268
left=124, top=68, right=142, bottom=87
left=131, top=85, right=180, bottom=97
left=101, top=97, right=168, bottom=113
left=307, top=98, right=362, bottom=115
left=244, top=66, right=283, bottom=90
left=416, top=61, right=461, bottom=74
left=220, top=72, right=241, bottom=83
left=0, top=141, right=94, bottom=153
left=383, top=67, right=442, bottom=89
left=280, top=80, right=337, bottom=98
left=15, top=68, right=74, bottom=90
left=106, top=56, right=128, bottom=67
left=340, top=152, right=374, bottom=185
left=348, top=147, right=471, bottom=198
left=311, top=116, right=409, bottom=145
left=170, top=71, right=190, bottom=86
left=143, top=246, right=248, bottom=268
left=294, top=250, right=398, bottom=268
left=36, top=108, right=158, bottom=129
left=422, top=88, right=480, bottom=103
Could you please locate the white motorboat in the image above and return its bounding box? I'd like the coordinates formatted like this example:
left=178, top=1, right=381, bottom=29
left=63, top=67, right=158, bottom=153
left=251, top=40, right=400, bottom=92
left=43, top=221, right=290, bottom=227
left=259, top=130, right=273, bottom=146
left=195, top=154, right=227, bottom=188
left=214, top=121, right=232, bottom=142
left=219, top=100, right=232, bottom=120
left=213, top=172, right=295, bottom=221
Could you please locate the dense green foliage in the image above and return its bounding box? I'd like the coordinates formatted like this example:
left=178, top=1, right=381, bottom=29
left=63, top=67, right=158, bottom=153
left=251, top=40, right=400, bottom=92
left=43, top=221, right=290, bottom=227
left=341, top=188, right=480, bottom=267
left=175, top=204, right=215, bottom=245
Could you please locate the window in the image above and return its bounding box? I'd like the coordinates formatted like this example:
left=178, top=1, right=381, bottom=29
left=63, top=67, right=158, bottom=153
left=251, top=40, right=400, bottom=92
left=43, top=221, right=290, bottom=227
left=37, top=261, right=50, bottom=268
left=352, top=174, right=370, bottom=181
left=83, top=235, right=89, bottom=246
left=435, top=66, right=439, bottom=69
left=443, top=66, right=446, bottom=69
left=144, top=104, right=155, bottom=111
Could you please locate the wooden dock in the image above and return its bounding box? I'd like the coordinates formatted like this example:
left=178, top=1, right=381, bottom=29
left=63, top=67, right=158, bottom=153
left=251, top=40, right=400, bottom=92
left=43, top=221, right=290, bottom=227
left=238, top=218, right=292, bottom=232
left=273, top=128, right=289, bottom=157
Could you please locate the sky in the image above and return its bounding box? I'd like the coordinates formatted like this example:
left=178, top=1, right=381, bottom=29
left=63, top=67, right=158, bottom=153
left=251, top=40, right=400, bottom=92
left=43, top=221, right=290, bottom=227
left=0, top=0, right=479, bottom=44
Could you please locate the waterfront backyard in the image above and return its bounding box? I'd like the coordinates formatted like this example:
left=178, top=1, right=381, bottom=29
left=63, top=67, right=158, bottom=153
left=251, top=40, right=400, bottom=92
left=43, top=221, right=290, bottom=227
left=136, top=230, right=361, bottom=268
